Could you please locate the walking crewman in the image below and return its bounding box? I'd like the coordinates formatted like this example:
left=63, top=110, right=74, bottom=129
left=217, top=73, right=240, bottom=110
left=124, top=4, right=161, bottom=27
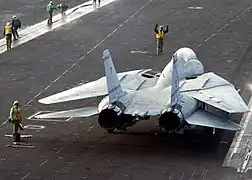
left=47, top=1, right=57, bottom=25
left=9, top=101, right=24, bottom=142
left=154, top=24, right=169, bottom=55
left=57, top=3, right=68, bottom=18
left=12, top=15, right=21, bottom=40
left=3, top=21, right=13, bottom=50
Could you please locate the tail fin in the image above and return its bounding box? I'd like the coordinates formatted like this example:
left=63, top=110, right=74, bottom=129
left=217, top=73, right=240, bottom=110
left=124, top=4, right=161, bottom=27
left=103, top=49, right=124, bottom=103
left=171, top=53, right=181, bottom=107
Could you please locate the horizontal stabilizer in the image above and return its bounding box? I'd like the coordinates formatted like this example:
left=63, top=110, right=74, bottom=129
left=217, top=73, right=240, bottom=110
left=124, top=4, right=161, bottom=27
left=185, top=110, right=241, bottom=131
left=34, top=107, right=99, bottom=119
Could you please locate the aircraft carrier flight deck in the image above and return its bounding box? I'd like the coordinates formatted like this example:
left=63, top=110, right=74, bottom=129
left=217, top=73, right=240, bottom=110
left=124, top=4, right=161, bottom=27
left=1, top=0, right=252, bottom=179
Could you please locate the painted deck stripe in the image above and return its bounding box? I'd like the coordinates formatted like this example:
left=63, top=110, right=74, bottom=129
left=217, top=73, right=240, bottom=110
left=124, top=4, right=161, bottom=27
left=223, top=94, right=252, bottom=167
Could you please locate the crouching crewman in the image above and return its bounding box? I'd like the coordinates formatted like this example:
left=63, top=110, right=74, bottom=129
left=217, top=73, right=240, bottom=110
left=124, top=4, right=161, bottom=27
left=57, top=3, right=68, bottom=18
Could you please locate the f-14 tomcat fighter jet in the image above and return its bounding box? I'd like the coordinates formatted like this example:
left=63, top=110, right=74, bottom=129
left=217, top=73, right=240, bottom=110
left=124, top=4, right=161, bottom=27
left=35, top=47, right=249, bottom=134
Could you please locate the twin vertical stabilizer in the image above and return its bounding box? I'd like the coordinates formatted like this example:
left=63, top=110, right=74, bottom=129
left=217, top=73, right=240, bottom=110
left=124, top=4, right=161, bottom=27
left=102, top=49, right=181, bottom=107
left=170, top=53, right=180, bottom=107
left=103, top=49, right=124, bottom=103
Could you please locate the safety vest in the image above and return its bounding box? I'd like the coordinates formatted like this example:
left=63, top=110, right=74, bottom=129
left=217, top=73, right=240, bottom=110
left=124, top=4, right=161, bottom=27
left=4, top=25, right=12, bottom=35
left=47, top=4, right=56, bottom=13
left=12, top=106, right=21, bottom=121
left=156, top=30, right=165, bottom=40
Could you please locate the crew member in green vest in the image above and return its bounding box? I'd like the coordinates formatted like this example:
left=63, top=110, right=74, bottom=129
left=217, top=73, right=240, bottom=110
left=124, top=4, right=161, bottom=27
left=9, top=101, right=24, bottom=142
left=47, top=1, right=57, bottom=25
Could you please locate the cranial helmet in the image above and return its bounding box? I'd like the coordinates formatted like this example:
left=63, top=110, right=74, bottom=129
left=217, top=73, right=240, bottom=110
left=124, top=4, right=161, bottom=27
left=13, top=15, right=17, bottom=18
left=13, top=101, right=19, bottom=106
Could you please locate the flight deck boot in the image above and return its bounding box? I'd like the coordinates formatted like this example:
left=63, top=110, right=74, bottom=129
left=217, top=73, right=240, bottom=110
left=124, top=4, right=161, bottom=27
left=13, top=133, right=20, bottom=142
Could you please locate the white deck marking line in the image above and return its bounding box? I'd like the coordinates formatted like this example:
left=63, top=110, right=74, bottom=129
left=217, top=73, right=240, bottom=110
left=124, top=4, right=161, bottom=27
left=189, top=169, right=196, bottom=180
left=4, top=134, right=33, bottom=138
left=130, top=50, right=149, bottom=54
left=6, top=144, right=35, bottom=148
left=1, top=0, right=152, bottom=125
left=24, top=125, right=45, bottom=130
left=224, top=96, right=252, bottom=167
left=0, top=0, right=117, bottom=54
left=195, top=5, right=252, bottom=50
left=28, top=111, right=78, bottom=122
left=55, top=135, right=79, bottom=154
left=168, top=174, right=172, bottom=180
left=188, top=7, right=203, bottom=10
left=37, top=136, right=81, bottom=177
left=40, top=160, right=48, bottom=166
left=66, top=117, right=76, bottom=121
left=1, top=119, right=8, bottom=127
left=201, top=169, right=208, bottom=180
left=243, top=150, right=251, bottom=172
left=179, top=172, right=184, bottom=180
left=233, top=100, right=252, bottom=153
left=88, top=124, right=95, bottom=131
left=70, top=136, right=80, bottom=144
left=237, top=150, right=251, bottom=172
left=30, top=119, right=69, bottom=122
left=28, top=111, right=69, bottom=122
left=56, top=148, right=64, bottom=154
left=21, top=172, right=31, bottom=180
left=27, top=111, right=44, bottom=119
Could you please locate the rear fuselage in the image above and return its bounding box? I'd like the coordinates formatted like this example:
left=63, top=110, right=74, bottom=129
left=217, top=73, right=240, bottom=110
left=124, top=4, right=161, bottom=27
left=97, top=47, right=204, bottom=133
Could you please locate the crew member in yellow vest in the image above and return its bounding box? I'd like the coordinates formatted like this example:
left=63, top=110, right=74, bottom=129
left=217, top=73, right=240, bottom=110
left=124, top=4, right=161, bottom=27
left=3, top=22, right=13, bottom=50
left=154, top=24, right=169, bottom=55
left=9, top=101, right=24, bottom=141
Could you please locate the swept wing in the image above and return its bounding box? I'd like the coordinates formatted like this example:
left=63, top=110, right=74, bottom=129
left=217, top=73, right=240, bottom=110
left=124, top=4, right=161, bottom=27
left=38, top=69, right=159, bottom=104
left=182, top=72, right=249, bottom=113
